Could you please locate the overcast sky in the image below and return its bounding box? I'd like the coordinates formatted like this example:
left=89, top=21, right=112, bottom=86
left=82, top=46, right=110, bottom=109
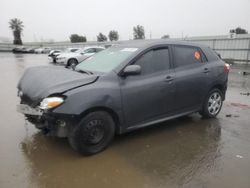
left=0, top=0, right=250, bottom=42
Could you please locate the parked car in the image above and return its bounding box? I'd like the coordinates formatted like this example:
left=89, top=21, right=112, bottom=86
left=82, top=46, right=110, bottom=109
left=12, top=47, right=27, bottom=53
left=17, top=40, right=229, bottom=155
left=48, top=48, right=80, bottom=63
left=12, top=47, right=36, bottom=53
left=55, top=46, right=105, bottom=69
left=23, top=48, right=36, bottom=53
left=34, top=47, right=51, bottom=54
left=48, top=50, right=62, bottom=63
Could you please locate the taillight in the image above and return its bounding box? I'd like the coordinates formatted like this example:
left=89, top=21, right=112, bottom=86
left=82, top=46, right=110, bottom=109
left=224, top=63, right=230, bottom=73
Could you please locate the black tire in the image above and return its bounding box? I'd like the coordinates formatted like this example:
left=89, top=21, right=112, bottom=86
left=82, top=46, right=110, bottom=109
left=67, top=59, right=78, bottom=70
left=200, top=88, right=223, bottom=118
left=68, top=111, right=115, bottom=155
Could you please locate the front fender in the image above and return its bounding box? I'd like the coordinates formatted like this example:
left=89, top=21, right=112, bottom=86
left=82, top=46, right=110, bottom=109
left=52, top=76, right=123, bottom=121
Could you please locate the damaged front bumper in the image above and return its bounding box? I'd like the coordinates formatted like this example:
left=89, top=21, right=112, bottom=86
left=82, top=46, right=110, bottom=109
left=17, top=104, right=77, bottom=137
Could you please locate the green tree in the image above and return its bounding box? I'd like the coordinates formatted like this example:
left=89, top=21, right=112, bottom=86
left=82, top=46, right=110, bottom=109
left=9, top=18, right=24, bottom=45
left=108, top=30, right=119, bottom=41
left=161, top=34, right=170, bottom=39
left=69, top=34, right=87, bottom=43
left=230, top=27, right=248, bottom=34
left=97, top=33, right=107, bottom=42
left=133, top=25, right=145, bottom=40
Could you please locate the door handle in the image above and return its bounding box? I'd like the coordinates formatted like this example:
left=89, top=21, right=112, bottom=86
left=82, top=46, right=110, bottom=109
left=203, top=67, right=210, bottom=73
left=165, top=75, right=174, bottom=82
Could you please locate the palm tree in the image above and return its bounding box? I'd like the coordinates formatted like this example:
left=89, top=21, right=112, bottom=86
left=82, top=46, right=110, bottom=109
left=9, top=18, right=24, bottom=45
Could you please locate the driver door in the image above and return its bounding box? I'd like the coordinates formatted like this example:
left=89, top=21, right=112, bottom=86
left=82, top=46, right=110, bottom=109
left=119, top=47, right=176, bottom=128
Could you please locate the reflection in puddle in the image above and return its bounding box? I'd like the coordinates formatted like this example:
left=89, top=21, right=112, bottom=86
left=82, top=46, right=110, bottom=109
left=21, top=115, right=222, bottom=187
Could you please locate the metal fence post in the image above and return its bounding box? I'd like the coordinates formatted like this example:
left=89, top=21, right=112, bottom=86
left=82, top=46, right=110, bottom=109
left=212, top=39, right=216, bottom=50
left=247, top=39, right=250, bottom=65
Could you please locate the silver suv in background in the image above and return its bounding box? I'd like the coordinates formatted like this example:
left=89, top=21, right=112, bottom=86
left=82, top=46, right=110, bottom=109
left=56, top=46, right=105, bottom=69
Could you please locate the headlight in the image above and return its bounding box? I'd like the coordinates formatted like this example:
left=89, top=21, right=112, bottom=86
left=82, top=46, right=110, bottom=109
left=39, top=97, right=64, bottom=110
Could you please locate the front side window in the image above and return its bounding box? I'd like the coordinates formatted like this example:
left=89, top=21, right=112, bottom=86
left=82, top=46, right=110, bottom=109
left=134, top=48, right=170, bottom=75
left=173, top=46, right=206, bottom=67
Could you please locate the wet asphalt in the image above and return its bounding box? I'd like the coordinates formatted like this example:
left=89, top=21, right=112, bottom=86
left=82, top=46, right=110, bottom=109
left=0, top=53, right=250, bottom=188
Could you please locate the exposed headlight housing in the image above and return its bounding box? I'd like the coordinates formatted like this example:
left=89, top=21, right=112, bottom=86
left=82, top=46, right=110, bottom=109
left=39, top=97, right=64, bottom=110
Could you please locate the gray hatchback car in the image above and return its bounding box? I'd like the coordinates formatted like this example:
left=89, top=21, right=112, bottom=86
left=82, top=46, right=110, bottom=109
left=17, top=40, right=229, bottom=155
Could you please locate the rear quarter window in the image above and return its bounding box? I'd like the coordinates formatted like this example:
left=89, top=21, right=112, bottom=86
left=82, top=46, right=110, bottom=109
left=202, top=47, right=220, bottom=62
left=173, top=45, right=207, bottom=67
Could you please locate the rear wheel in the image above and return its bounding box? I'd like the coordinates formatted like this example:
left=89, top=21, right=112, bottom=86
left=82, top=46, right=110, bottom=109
left=68, top=111, right=115, bottom=155
left=200, top=89, right=223, bottom=118
left=67, top=59, right=78, bottom=70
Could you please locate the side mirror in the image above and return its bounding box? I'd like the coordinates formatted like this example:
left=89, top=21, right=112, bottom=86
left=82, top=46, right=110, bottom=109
left=123, top=65, right=141, bottom=76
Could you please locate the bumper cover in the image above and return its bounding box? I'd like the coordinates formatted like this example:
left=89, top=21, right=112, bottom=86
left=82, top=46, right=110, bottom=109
left=25, top=111, right=78, bottom=137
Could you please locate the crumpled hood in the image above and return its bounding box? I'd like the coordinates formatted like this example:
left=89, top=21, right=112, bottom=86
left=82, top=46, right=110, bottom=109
left=17, top=66, right=98, bottom=103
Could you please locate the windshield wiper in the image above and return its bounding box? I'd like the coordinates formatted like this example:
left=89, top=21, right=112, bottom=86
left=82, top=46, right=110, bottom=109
left=75, top=69, right=93, bottom=75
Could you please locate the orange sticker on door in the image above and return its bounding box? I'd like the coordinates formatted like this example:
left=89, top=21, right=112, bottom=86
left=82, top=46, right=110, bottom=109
left=194, top=51, right=201, bottom=61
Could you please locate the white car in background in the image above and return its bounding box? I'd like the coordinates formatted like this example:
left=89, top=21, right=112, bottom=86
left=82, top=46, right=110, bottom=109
left=34, top=47, right=52, bottom=54
left=56, top=46, right=105, bottom=69
left=48, top=48, right=80, bottom=63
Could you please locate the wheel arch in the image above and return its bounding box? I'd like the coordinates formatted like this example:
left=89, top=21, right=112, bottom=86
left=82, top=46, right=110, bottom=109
left=79, top=106, right=121, bottom=134
left=209, top=83, right=226, bottom=100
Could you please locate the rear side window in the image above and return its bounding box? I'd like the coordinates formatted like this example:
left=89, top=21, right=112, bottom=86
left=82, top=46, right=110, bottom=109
left=173, top=46, right=206, bottom=67
left=135, top=48, right=170, bottom=75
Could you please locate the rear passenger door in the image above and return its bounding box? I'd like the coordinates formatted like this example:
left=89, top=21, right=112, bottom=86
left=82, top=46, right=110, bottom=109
left=172, top=45, right=210, bottom=112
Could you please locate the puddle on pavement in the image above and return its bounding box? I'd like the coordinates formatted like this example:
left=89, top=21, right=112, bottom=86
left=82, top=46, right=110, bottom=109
left=18, top=116, right=222, bottom=188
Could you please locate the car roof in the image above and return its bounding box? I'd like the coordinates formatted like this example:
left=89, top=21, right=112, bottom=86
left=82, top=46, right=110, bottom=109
left=113, top=39, right=208, bottom=49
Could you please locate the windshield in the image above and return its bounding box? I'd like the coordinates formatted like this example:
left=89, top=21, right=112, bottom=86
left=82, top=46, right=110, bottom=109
left=75, top=47, right=138, bottom=73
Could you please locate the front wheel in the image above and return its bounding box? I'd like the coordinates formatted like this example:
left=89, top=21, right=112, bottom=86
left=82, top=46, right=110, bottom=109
left=68, top=111, right=115, bottom=155
left=67, top=59, right=78, bottom=70
left=200, top=89, right=223, bottom=118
